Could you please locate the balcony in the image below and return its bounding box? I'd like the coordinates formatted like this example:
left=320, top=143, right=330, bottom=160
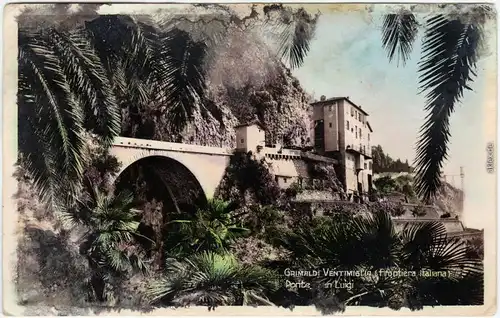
left=346, top=144, right=372, bottom=158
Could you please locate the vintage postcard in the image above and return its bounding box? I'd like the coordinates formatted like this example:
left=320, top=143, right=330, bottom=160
left=3, top=2, right=497, bottom=316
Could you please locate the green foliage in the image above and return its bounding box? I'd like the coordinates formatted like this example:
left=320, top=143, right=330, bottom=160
left=464, top=235, right=484, bottom=260
left=370, top=201, right=407, bottom=217
left=381, top=12, right=419, bottom=66
left=241, top=205, right=285, bottom=236
left=216, top=152, right=282, bottom=205
left=81, top=138, right=121, bottom=193
left=18, top=28, right=121, bottom=205
left=59, top=184, right=150, bottom=302
left=380, top=7, right=494, bottom=200
left=163, top=199, right=249, bottom=257
left=372, top=145, right=413, bottom=174
left=373, top=176, right=397, bottom=195
left=146, top=251, right=278, bottom=308
left=263, top=5, right=320, bottom=69
left=271, top=211, right=483, bottom=312
left=284, top=181, right=303, bottom=198
left=17, top=13, right=219, bottom=204
left=412, top=205, right=427, bottom=217
left=373, top=174, right=417, bottom=202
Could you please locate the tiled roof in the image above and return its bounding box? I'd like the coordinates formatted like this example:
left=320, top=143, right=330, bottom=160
left=311, top=96, right=369, bottom=116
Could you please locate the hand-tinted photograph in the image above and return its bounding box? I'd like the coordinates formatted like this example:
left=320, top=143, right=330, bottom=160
left=3, top=2, right=497, bottom=316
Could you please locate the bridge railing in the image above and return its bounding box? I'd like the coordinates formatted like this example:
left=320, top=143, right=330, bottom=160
left=113, top=137, right=234, bottom=156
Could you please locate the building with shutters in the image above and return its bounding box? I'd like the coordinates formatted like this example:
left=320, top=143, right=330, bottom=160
left=234, top=95, right=374, bottom=201
left=309, top=96, right=374, bottom=199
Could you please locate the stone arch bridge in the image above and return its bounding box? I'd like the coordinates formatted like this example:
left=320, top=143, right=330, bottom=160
left=109, top=137, right=233, bottom=203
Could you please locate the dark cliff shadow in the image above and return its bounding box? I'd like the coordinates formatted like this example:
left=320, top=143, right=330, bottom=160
left=17, top=226, right=89, bottom=307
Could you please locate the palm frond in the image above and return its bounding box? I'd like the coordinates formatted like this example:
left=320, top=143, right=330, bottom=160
left=147, top=252, right=277, bottom=307
left=83, top=15, right=159, bottom=121
left=157, top=28, right=207, bottom=133
left=44, top=27, right=121, bottom=145
left=18, top=30, right=86, bottom=203
left=105, top=247, right=132, bottom=272
left=414, top=15, right=480, bottom=201
left=381, top=12, right=419, bottom=66
left=264, top=7, right=319, bottom=69
left=411, top=271, right=483, bottom=305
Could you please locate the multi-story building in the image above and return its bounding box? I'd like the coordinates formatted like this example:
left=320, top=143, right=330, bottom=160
left=234, top=95, right=374, bottom=201
left=310, top=96, right=374, bottom=199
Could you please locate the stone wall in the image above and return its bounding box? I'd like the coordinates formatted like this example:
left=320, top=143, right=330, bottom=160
left=291, top=200, right=370, bottom=217
left=393, top=218, right=465, bottom=233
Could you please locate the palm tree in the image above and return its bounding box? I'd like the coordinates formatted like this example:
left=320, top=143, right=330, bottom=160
left=379, top=6, right=494, bottom=201
left=18, top=13, right=214, bottom=205
left=271, top=211, right=483, bottom=312
left=164, top=199, right=249, bottom=257
left=18, top=27, right=120, bottom=204
left=146, top=251, right=278, bottom=308
left=59, top=183, right=151, bottom=302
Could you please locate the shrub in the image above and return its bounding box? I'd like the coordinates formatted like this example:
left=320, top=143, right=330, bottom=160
left=240, top=205, right=285, bottom=236
left=163, top=199, right=249, bottom=258
left=215, top=152, right=281, bottom=205
left=465, top=235, right=484, bottom=260
left=145, top=252, right=278, bottom=308
left=369, top=201, right=406, bottom=217
left=392, top=204, right=407, bottom=217
left=412, top=205, right=427, bottom=217
left=284, top=181, right=303, bottom=198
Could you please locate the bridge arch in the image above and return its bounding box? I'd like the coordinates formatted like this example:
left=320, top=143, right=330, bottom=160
left=109, top=137, right=232, bottom=200
left=113, top=154, right=207, bottom=212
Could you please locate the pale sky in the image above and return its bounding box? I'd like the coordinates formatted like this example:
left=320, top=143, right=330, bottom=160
left=292, top=11, right=497, bottom=228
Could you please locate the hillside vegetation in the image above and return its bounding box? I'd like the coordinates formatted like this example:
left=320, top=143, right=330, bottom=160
left=14, top=4, right=482, bottom=314
left=371, top=145, right=413, bottom=174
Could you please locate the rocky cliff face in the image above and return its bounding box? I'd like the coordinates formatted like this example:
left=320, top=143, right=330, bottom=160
left=137, top=29, right=312, bottom=149
left=431, top=182, right=464, bottom=217
left=374, top=173, right=464, bottom=218
left=168, top=65, right=312, bottom=148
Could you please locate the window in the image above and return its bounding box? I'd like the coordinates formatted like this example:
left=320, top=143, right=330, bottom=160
left=364, top=162, right=367, bottom=169
left=359, top=129, right=362, bottom=138
left=358, top=113, right=361, bottom=121
left=368, top=134, right=370, bottom=141
left=329, top=122, right=332, bottom=128
left=351, top=128, right=354, bottom=133
left=351, top=107, right=354, bottom=117
left=355, top=131, right=358, bottom=138
left=346, top=121, right=350, bottom=130
left=240, top=138, right=244, bottom=143
left=314, top=120, right=325, bottom=151
left=283, top=178, right=287, bottom=184
left=329, top=105, right=332, bottom=111
left=369, top=162, right=372, bottom=169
